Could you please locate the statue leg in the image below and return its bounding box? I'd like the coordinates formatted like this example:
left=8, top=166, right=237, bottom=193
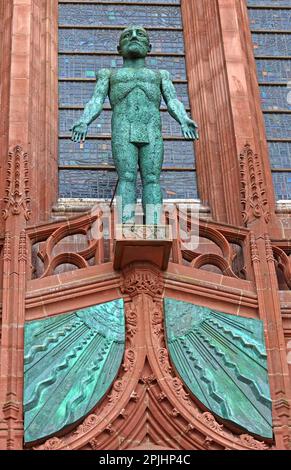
left=112, top=134, right=138, bottom=224
left=139, top=134, right=164, bottom=225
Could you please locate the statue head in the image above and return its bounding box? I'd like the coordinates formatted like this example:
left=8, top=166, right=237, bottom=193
left=118, top=26, right=152, bottom=59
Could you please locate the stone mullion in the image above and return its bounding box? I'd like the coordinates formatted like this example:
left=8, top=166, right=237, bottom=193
left=0, top=146, right=31, bottom=450
left=1, top=0, right=58, bottom=224
left=250, top=232, right=291, bottom=449
left=182, top=0, right=280, bottom=230
left=181, top=0, right=227, bottom=222
left=28, top=0, right=58, bottom=222
left=206, top=0, right=242, bottom=226
left=0, top=1, right=13, bottom=234
left=0, top=232, right=11, bottom=449
left=263, top=235, right=291, bottom=449
left=216, top=0, right=279, bottom=232
left=181, top=0, right=243, bottom=226
left=41, top=0, right=58, bottom=220
left=236, top=0, right=277, bottom=222
left=0, top=1, right=33, bottom=449
left=0, top=233, right=28, bottom=450
left=29, top=0, right=42, bottom=219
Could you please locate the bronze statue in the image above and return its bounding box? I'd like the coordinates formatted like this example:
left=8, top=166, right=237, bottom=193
left=71, top=26, right=198, bottom=224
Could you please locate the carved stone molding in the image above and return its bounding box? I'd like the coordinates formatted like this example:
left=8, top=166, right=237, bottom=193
left=196, top=412, right=225, bottom=435
left=272, top=244, right=291, bottom=290
left=240, top=144, right=270, bottom=226
left=120, top=263, right=165, bottom=298
left=30, top=211, right=103, bottom=279
left=34, top=437, right=66, bottom=451
left=18, top=230, right=27, bottom=262
left=3, top=231, right=11, bottom=262
left=2, top=401, right=20, bottom=421
left=2, top=146, right=31, bottom=221
left=237, top=434, right=269, bottom=450
left=264, top=234, right=275, bottom=263
left=250, top=232, right=260, bottom=265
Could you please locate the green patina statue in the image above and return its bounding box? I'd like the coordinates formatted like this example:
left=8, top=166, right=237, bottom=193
left=71, top=26, right=199, bottom=224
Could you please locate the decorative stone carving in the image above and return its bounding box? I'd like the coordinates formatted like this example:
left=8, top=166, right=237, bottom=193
left=2, top=400, right=20, bottom=421
left=89, top=438, right=100, bottom=450
left=264, top=234, right=275, bottom=263
left=157, top=392, right=167, bottom=402
left=140, top=375, right=156, bottom=385
left=3, top=231, right=11, bottom=262
left=250, top=232, right=260, bottom=264
left=107, top=377, right=126, bottom=404
left=203, top=437, right=214, bottom=449
left=34, top=211, right=103, bottom=279
left=18, top=230, right=27, bottom=262
left=170, top=408, right=180, bottom=418
left=126, top=309, right=138, bottom=338
left=130, top=392, right=139, bottom=403
left=121, top=264, right=164, bottom=298
left=272, top=244, right=291, bottom=289
left=105, top=424, right=115, bottom=435
left=185, top=223, right=240, bottom=279
left=184, top=423, right=194, bottom=434
left=158, top=348, right=172, bottom=375
left=240, top=144, right=270, bottom=225
left=197, top=412, right=225, bottom=435
left=2, top=146, right=31, bottom=221
left=74, top=414, right=100, bottom=436
left=237, top=434, right=268, bottom=450
left=151, top=303, right=164, bottom=340
left=34, top=437, right=64, bottom=451
left=123, top=349, right=136, bottom=372
left=119, top=408, right=128, bottom=419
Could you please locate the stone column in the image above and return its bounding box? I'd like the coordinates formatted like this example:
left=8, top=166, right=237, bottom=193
left=0, top=146, right=31, bottom=450
left=181, top=0, right=278, bottom=231
left=0, top=0, right=58, bottom=449
left=0, top=0, right=58, bottom=225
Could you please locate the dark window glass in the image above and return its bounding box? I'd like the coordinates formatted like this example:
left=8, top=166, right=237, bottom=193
left=59, top=4, right=182, bottom=28
left=248, top=0, right=291, bottom=6
left=248, top=2, right=291, bottom=199
left=249, top=8, right=291, bottom=30
left=269, top=142, right=291, bottom=168
left=255, top=59, right=291, bottom=82
left=260, top=85, right=290, bottom=109
left=252, top=33, right=291, bottom=56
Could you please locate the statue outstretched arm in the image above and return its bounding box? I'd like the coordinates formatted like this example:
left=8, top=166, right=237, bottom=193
left=71, top=68, right=111, bottom=143
left=160, top=70, right=199, bottom=140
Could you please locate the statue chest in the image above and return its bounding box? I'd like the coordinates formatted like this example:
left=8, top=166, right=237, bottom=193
left=109, top=69, right=161, bottom=105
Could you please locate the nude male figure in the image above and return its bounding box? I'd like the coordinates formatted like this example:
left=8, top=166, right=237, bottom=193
left=71, top=26, right=198, bottom=224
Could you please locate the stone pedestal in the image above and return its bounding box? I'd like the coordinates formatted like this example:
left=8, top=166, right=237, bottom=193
left=113, top=224, right=173, bottom=271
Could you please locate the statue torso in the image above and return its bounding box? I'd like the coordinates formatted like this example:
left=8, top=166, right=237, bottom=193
left=109, top=67, right=163, bottom=145
left=109, top=68, right=162, bottom=120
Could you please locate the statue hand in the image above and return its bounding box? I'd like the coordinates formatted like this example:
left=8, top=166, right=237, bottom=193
left=70, top=121, right=88, bottom=143
left=181, top=118, right=199, bottom=141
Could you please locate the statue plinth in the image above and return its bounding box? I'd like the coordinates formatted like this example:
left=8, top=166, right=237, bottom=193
left=113, top=224, right=173, bottom=271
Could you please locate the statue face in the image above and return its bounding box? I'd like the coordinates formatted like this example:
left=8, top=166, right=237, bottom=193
left=118, top=26, right=151, bottom=59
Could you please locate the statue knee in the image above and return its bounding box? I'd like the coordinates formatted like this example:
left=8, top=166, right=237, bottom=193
left=120, top=171, right=136, bottom=184
left=143, top=173, right=159, bottom=186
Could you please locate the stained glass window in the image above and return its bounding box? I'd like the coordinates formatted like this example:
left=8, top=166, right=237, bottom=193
left=247, top=2, right=291, bottom=200
left=58, top=0, right=197, bottom=200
